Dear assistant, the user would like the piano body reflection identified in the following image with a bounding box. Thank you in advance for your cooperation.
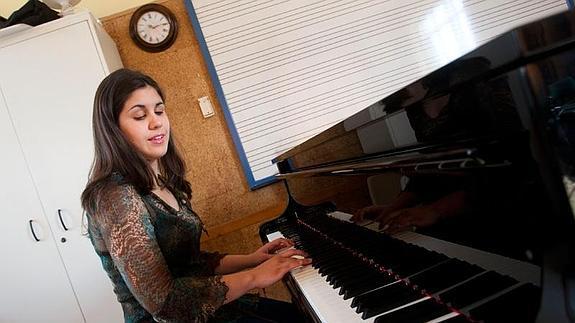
[259,10,575,323]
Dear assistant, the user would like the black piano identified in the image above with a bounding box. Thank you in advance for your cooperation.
[260,9,575,323]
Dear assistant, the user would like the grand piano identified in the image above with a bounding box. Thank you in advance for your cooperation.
[259,9,575,323]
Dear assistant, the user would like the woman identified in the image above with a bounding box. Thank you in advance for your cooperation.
[81,69,311,322]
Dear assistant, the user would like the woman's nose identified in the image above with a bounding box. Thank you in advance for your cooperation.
[149,114,162,129]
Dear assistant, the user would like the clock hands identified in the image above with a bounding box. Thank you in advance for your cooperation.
[147,22,169,30]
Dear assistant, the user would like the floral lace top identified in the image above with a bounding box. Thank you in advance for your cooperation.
[87,177,229,323]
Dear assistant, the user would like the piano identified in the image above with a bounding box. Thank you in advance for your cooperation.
[259,9,575,323]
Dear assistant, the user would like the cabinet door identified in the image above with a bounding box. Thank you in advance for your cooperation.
[0,21,122,322]
[0,89,84,323]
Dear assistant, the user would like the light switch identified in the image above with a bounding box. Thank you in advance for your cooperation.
[198,96,215,118]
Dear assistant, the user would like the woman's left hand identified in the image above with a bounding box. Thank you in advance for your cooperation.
[250,238,294,265]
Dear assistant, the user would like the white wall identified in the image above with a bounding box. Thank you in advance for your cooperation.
[1,0,155,19]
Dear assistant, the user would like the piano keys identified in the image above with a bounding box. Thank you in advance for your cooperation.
[260,9,575,323]
[263,210,540,323]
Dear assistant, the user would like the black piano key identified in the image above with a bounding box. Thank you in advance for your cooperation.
[318,259,359,277]
[373,298,452,323]
[469,283,540,323]
[331,266,384,288]
[342,275,397,300]
[355,282,429,319]
[408,259,484,293]
[352,281,413,310]
[439,271,518,309]
[389,250,449,277]
[325,262,372,284]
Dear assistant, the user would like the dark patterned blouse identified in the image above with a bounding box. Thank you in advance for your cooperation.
[87,177,230,323]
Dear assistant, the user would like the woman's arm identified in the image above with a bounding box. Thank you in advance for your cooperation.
[214,238,294,274]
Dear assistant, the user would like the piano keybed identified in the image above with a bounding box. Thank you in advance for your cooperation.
[264,209,541,323]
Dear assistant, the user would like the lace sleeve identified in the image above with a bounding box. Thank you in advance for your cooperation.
[93,183,229,322]
[199,251,227,275]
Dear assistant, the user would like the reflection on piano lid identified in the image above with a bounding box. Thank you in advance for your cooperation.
[261,9,575,323]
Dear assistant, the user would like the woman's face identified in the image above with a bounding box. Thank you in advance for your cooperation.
[118,85,170,164]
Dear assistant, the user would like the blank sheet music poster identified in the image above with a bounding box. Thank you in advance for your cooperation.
[185,0,568,189]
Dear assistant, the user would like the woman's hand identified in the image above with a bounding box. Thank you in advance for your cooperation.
[249,238,294,266]
[221,248,311,303]
[249,248,311,289]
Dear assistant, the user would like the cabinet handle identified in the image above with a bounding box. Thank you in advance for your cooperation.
[29,220,40,242]
[57,209,69,231]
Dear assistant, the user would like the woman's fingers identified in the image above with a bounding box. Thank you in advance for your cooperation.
[278,248,309,259]
[265,238,294,253]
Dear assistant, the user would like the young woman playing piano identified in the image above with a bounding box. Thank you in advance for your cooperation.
[81,68,311,322]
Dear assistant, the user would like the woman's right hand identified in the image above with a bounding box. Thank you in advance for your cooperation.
[249,248,311,289]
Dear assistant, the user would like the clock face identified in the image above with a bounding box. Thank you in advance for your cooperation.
[129,4,178,52]
[136,11,171,45]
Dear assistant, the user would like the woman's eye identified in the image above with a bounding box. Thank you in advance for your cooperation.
[155,110,164,115]
[134,115,145,120]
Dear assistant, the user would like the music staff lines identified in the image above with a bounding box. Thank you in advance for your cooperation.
[233,61,425,134]
[237,59,437,143]
[229,46,433,118]
[225,34,433,110]
[205,0,387,56]
[222,1,563,118]
[243,73,425,171]
[220,25,430,94]
[215,0,556,88]
[204,0,369,43]
[196,0,285,26]
[240,63,437,170]
[211,0,444,71]
[205,0,487,59]
[210,0,435,70]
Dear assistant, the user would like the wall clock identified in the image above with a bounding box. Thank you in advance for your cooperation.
[129,4,178,53]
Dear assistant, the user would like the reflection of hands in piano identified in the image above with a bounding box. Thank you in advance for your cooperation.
[351,191,418,225]
[249,238,294,265]
[353,190,466,234]
[249,248,312,289]
[380,206,441,234]
[351,204,439,233]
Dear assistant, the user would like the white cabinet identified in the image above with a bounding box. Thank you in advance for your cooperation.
[0,11,123,322]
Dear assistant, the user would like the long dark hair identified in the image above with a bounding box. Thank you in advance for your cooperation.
[81,68,191,215]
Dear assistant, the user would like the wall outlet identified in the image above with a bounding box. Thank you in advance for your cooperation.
[198,96,215,118]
